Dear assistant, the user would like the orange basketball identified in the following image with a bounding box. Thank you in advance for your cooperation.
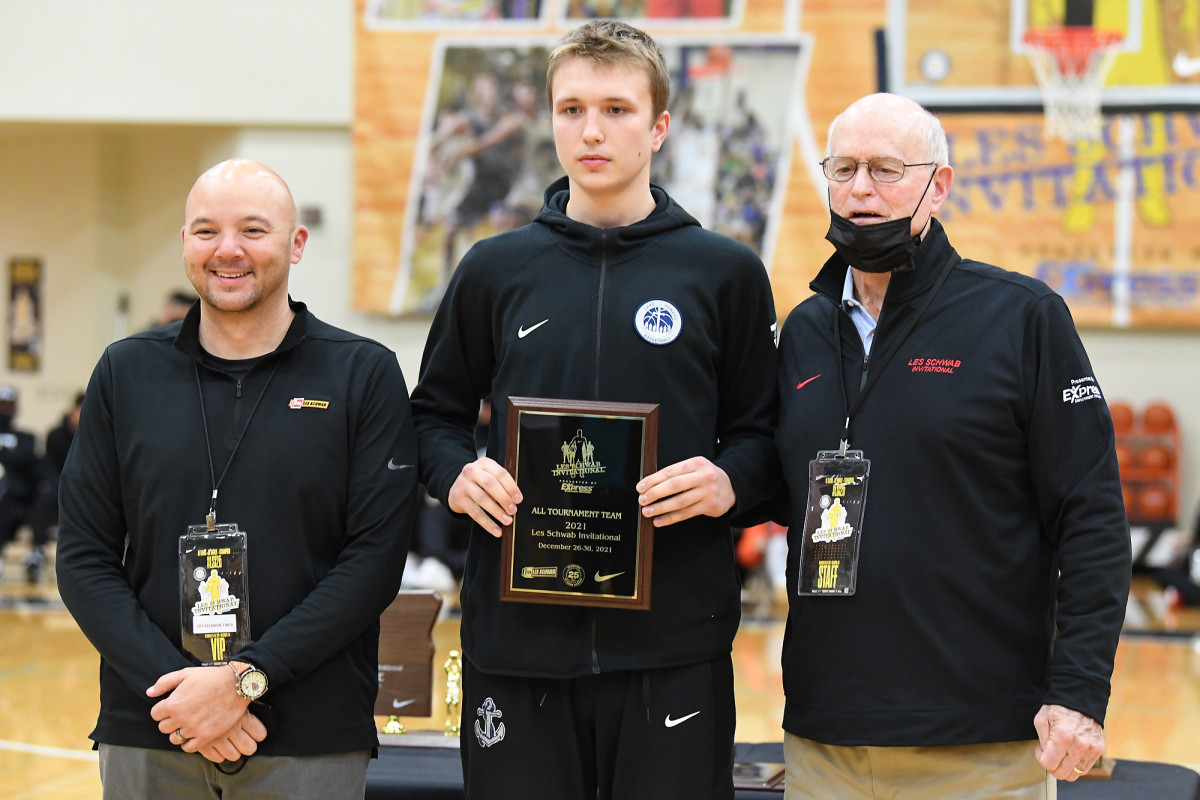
[1142,402,1176,433]
[736,524,767,569]
[1121,483,1137,517]
[1109,401,1134,434]
[1138,443,1173,473]
[1114,442,1136,472]
[1135,486,1174,521]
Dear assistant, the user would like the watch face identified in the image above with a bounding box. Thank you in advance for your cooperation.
[239,670,267,698]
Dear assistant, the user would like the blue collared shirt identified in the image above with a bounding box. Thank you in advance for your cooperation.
[841,267,877,354]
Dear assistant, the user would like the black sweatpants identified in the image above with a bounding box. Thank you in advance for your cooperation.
[460,657,736,800]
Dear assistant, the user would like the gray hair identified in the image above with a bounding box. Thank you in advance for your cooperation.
[824,94,949,166]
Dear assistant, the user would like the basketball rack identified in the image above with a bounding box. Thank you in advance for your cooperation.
[1022,26,1124,141]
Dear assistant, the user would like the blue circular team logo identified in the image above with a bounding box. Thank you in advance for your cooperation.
[634,299,682,345]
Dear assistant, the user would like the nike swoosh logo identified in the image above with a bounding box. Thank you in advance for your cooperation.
[664,711,701,728]
[387,459,414,470]
[518,319,549,338]
[594,571,625,583]
[795,374,822,389]
[392,698,416,709]
[1174,50,1200,78]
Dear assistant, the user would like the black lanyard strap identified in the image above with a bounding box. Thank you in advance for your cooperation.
[195,358,283,529]
[835,251,958,455]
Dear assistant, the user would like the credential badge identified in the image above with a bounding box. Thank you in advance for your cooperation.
[475,697,506,748]
[634,299,682,345]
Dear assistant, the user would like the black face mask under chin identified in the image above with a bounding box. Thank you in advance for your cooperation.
[824,169,937,274]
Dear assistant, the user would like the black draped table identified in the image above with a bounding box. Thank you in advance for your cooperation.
[366,739,1200,800]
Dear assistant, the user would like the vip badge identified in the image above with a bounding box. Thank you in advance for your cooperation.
[179,525,250,665]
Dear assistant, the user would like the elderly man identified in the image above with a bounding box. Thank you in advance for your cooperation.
[57,159,418,799]
[774,93,1131,799]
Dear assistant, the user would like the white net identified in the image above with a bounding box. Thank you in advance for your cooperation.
[1024,28,1123,141]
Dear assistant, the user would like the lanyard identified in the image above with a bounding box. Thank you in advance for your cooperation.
[833,252,957,455]
[195,358,283,530]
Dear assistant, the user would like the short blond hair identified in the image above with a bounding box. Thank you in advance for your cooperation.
[546,20,670,121]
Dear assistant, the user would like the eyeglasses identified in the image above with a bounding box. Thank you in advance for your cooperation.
[820,156,938,183]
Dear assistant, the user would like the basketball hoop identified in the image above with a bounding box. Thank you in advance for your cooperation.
[1023,27,1123,141]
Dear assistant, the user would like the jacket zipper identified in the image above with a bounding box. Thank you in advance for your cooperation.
[589,230,609,674]
[590,615,601,675]
[591,230,608,402]
[839,305,872,393]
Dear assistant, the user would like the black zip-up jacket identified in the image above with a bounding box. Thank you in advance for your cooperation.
[412,178,779,677]
[776,219,1131,746]
[57,301,419,755]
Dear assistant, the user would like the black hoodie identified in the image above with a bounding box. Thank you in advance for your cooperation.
[412,178,779,677]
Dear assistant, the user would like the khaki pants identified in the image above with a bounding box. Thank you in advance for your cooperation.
[784,733,1056,800]
[99,744,370,800]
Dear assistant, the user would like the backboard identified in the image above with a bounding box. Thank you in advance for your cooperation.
[886,0,1200,112]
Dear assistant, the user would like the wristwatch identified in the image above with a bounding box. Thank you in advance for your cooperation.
[230,661,269,700]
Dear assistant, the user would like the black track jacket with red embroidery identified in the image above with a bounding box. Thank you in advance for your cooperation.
[776,218,1131,747]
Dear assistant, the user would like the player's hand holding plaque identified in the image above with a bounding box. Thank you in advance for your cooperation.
[502,397,658,610]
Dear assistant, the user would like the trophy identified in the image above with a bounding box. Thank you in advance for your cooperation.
[444,650,462,736]
[501,397,658,610]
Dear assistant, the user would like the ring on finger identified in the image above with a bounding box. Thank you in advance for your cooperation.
[1073,766,1086,775]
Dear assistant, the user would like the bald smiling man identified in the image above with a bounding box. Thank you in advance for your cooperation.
[57,160,420,799]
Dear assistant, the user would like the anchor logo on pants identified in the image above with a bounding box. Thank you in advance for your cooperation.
[474,697,506,747]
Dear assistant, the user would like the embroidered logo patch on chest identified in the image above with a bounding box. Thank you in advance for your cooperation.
[634,299,682,345]
[288,397,330,410]
[907,357,961,375]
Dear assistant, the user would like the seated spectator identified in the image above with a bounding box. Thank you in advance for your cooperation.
[25,390,84,583]
[0,385,45,582]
